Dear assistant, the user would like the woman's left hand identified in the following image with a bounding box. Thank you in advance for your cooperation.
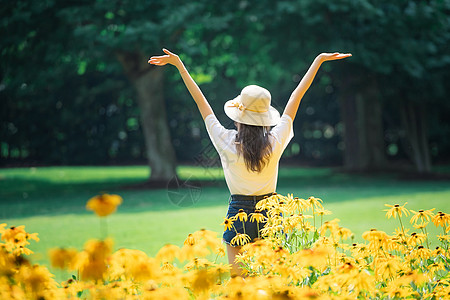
[148,48,182,67]
[318,53,352,62]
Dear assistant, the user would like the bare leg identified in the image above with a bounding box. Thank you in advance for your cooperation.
[226,244,243,276]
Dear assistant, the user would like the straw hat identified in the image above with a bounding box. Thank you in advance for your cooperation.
[224,85,280,126]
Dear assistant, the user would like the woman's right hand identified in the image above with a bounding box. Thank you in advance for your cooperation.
[148,48,182,67]
[318,52,352,62]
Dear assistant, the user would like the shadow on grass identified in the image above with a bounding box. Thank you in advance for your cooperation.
[1,166,449,219]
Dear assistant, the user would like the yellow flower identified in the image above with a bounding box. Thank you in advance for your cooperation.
[432,212,449,227]
[221,217,234,231]
[319,218,340,236]
[178,244,210,262]
[384,202,409,219]
[16,264,58,297]
[155,244,180,262]
[432,246,445,256]
[293,245,332,271]
[407,232,426,246]
[255,196,276,211]
[72,238,113,281]
[437,234,450,243]
[306,196,323,210]
[193,229,220,246]
[211,262,231,278]
[235,209,248,222]
[190,269,216,293]
[409,245,431,260]
[314,209,332,216]
[60,278,85,298]
[362,229,391,250]
[184,257,212,271]
[0,225,39,256]
[337,227,353,240]
[142,286,190,299]
[109,249,158,282]
[1,225,39,245]
[428,262,445,273]
[288,196,308,213]
[184,233,196,246]
[0,223,6,234]
[413,222,429,230]
[249,210,266,223]
[161,261,179,275]
[48,247,78,270]
[231,233,251,246]
[86,194,122,217]
[410,208,435,224]
[214,245,226,257]
[375,256,402,280]
[383,284,415,299]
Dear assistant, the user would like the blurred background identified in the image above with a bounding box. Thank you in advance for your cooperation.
[1,0,450,270]
[1,0,449,176]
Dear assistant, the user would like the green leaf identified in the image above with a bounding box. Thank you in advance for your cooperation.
[105,11,114,19]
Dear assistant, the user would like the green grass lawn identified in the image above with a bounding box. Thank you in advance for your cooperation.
[1,165,449,278]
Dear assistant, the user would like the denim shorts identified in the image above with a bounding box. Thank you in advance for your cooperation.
[223,193,272,246]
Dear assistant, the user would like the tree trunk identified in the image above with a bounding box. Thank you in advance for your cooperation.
[116,51,177,182]
[340,74,386,171]
[400,102,431,173]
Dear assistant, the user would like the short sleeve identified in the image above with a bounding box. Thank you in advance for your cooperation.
[204,114,237,152]
[270,114,294,151]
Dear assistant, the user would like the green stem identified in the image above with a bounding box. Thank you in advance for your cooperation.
[231,223,238,234]
[312,206,315,230]
[422,227,430,249]
[100,217,108,239]
[397,214,407,249]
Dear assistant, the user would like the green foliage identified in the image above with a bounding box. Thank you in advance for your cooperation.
[1,165,449,277]
[1,0,450,166]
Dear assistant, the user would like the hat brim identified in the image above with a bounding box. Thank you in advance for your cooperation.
[224,96,281,127]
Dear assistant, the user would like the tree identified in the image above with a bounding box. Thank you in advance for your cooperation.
[1,1,228,180]
[261,0,450,172]
[2,0,449,174]
[1,1,146,166]
[59,1,238,181]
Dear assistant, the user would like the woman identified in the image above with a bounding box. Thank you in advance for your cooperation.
[149,49,351,275]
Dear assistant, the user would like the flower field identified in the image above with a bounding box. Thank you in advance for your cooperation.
[1,192,449,299]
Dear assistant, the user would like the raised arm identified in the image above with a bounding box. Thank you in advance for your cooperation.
[283,53,352,121]
[148,49,214,120]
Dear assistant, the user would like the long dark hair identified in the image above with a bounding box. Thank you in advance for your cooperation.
[235,123,272,173]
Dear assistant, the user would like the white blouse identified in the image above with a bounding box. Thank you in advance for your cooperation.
[204,114,294,195]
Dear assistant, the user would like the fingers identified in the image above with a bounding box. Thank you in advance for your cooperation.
[150,55,169,60]
[162,48,174,56]
[337,53,352,59]
[148,61,166,66]
[148,54,170,65]
[148,58,166,65]
[327,53,352,60]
